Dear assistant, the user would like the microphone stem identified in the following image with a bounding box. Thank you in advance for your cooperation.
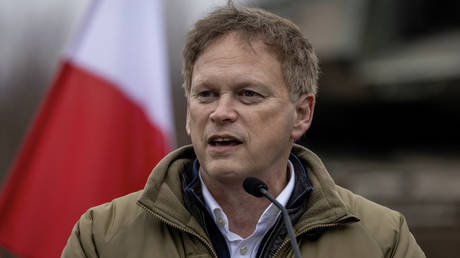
[260,188,302,258]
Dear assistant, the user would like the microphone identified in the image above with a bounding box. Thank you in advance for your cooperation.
[243,177,301,258]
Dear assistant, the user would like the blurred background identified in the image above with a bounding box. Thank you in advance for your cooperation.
[1,0,459,257]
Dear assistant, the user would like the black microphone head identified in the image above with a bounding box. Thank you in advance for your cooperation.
[243,177,267,198]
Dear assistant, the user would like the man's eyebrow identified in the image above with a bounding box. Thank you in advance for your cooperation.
[234,79,270,89]
[190,81,217,95]
[191,75,215,85]
[191,80,212,89]
[193,73,271,86]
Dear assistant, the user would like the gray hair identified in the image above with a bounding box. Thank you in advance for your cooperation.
[182,4,319,101]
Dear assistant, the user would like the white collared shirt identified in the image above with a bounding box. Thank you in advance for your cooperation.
[199,161,295,258]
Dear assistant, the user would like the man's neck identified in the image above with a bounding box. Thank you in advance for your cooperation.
[200,167,290,238]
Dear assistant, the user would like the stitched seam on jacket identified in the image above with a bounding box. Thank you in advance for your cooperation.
[356,221,387,256]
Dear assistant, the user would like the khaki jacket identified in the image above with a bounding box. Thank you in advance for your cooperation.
[62,145,425,257]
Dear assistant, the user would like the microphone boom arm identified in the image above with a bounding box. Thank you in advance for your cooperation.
[259,188,302,258]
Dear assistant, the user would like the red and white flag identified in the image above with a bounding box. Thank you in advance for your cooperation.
[0,0,174,257]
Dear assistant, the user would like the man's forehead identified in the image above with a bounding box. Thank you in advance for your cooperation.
[193,35,281,77]
[198,31,277,62]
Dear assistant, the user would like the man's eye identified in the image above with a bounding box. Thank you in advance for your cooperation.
[239,89,263,104]
[198,91,212,98]
[195,90,218,103]
[240,90,257,97]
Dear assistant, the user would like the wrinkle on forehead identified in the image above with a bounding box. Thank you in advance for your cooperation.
[199,31,280,63]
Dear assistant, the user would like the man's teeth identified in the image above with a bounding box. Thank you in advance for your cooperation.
[214,138,233,142]
[210,137,240,145]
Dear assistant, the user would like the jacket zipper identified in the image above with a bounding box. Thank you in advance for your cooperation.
[257,215,282,257]
[137,202,218,258]
[272,222,341,258]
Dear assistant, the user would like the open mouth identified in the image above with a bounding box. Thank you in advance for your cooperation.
[208,136,242,147]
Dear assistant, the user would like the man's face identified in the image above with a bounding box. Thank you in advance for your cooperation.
[186,33,314,185]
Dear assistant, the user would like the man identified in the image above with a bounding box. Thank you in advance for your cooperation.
[62,4,425,258]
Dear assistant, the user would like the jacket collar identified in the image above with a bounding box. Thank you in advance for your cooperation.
[290,145,359,232]
[137,144,358,238]
[137,145,207,238]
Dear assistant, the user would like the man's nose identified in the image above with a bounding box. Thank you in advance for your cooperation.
[209,95,238,124]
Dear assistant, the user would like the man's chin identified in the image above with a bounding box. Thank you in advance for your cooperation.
[201,163,249,184]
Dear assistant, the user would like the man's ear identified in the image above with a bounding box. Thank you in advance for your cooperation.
[185,102,191,136]
[291,93,315,140]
